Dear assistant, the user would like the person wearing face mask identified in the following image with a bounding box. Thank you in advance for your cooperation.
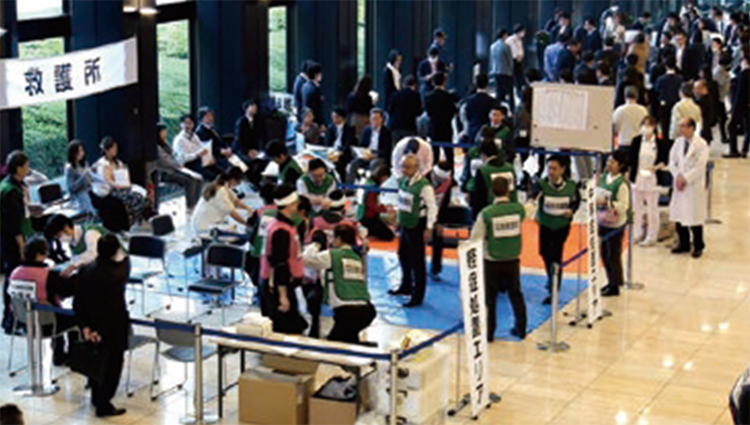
[597,149,631,297]
[44,214,125,274]
[190,167,253,240]
[628,116,669,247]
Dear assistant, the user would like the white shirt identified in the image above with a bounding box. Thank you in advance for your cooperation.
[613,102,649,146]
[368,127,381,151]
[670,98,703,140]
[391,137,434,178]
[506,34,524,62]
[386,63,402,91]
[173,131,210,165]
[190,186,237,234]
[333,124,344,150]
[399,173,438,230]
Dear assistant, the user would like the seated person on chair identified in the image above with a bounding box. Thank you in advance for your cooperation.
[9,237,77,366]
[325,107,357,181]
[44,214,124,274]
[173,113,221,181]
[350,109,394,182]
[297,159,337,214]
[190,167,253,240]
[303,225,376,344]
[357,164,396,242]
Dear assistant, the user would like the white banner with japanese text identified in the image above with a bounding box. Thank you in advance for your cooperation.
[458,239,489,418]
[0,38,138,110]
[584,179,604,325]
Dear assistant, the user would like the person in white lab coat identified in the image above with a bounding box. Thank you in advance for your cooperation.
[669,117,708,258]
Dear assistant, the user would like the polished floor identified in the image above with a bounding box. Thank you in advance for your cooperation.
[0,143,748,425]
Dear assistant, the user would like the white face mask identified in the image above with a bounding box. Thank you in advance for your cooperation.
[641,126,655,138]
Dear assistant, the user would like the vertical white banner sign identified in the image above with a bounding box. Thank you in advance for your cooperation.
[458,239,489,418]
[584,179,603,325]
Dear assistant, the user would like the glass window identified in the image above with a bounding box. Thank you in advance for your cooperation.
[19,37,67,179]
[157,20,191,140]
[17,0,63,20]
[269,6,288,93]
[357,0,366,76]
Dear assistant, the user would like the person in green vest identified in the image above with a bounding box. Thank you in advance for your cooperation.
[2,151,33,334]
[472,137,517,218]
[532,155,580,305]
[598,149,631,297]
[476,104,514,158]
[266,140,303,187]
[388,154,437,307]
[44,214,124,275]
[357,164,394,241]
[297,158,337,214]
[303,224,376,344]
[470,176,528,341]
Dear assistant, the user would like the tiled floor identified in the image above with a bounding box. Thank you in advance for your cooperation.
[1,144,748,425]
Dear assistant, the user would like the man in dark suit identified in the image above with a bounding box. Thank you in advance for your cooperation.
[654,56,684,140]
[463,73,498,144]
[417,47,447,100]
[675,31,703,82]
[74,235,130,418]
[293,60,313,120]
[550,12,573,41]
[326,107,357,178]
[579,17,602,54]
[382,50,402,110]
[595,36,620,71]
[388,75,422,142]
[195,106,232,172]
[233,99,266,185]
[725,48,750,158]
[575,52,598,85]
[596,62,615,86]
[556,38,581,79]
[302,63,325,125]
[424,72,458,168]
[348,109,392,183]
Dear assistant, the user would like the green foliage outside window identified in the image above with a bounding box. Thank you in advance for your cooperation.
[158,20,191,141]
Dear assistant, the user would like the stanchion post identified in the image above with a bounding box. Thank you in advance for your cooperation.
[389,349,399,425]
[625,223,645,291]
[182,323,216,425]
[537,263,570,352]
[706,161,721,225]
[14,302,59,396]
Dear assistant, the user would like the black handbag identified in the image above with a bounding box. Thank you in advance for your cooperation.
[69,339,109,384]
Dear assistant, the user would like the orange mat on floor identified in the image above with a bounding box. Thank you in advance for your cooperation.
[367,223,628,272]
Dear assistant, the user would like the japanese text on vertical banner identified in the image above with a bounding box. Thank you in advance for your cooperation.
[584,179,603,325]
[458,240,489,418]
[0,38,138,110]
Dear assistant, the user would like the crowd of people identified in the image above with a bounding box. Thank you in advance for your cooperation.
[0,1,748,418]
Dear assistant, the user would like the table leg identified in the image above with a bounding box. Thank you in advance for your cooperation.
[240,349,245,372]
[218,346,224,418]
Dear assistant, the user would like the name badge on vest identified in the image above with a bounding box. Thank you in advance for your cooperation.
[492,214,522,238]
[543,196,570,216]
[491,171,515,191]
[341,258,365,281]
[258,216,274,238]
[397,191,414,212]
[9,279,37,300]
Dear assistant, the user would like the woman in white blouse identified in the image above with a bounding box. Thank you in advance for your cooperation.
[190,167,253,239]
[91,137,152,226]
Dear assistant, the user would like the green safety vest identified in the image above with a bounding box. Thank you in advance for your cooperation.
[70,224,113,256]
[537,178,577,230]
[397,176,429,229]
[302,174,335,196]
[0,177,33,237]
[481,201,526,261]
[479,161,517,203]
[324,247,370,305]
[279,158,303,185]
[598,172,633,224]
[356,178,377,221]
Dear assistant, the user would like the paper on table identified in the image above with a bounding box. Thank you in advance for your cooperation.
[228,154,249,172]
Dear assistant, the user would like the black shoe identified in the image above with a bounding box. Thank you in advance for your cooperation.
[671,246,690,254]
[510,327,526,339]
[402,299,422,308]
[691,249,703,258]
[429,271,442,282]
[742,152,748,159]
[388,288,410,296]
[96,407,126,418]
[723,152,741,158]
[542,295,552,305]
[601,285,619,297]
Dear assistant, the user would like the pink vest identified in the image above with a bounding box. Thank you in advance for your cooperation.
[9,266,56,306]
[306,216,360,245]
[260,218,305,282]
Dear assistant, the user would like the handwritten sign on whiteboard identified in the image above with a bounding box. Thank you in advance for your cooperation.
[534,86,589,131]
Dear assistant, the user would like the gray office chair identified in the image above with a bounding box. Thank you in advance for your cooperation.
[186,244,245,325]
[149,319,218,402]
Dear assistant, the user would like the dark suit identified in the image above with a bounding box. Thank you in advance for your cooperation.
[326,123,357,179]
[574,63,597,85]
[388,88,422,140]
[729,68,750,155]
[463,91,498,144]
[595,49,621,70]
[292,73,309,116]
[696,96,716,143]
[424,88,458,167]
[360,125,393,161]
[233,116,266,185]
[557,48,577,76]
[195,123,230,171]
[417,59,447,99]
[581,29,602,54]
[654,72,684,138]
[302,80,324,125]
[680,44,704,81]
[74,255,130,412]
[382,66,398,110]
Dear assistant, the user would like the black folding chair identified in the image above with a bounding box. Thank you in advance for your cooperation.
[127,235,172,317]
[150,214,204,287]
[186,244,245,325]
[124,325,159,397]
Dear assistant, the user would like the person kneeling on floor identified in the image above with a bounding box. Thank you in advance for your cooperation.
[470,176,528,342]
[303,225,376,344]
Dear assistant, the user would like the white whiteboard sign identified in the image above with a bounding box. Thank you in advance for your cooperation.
[531,83,614,152]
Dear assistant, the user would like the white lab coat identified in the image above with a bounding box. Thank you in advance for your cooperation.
[668,135,708,227]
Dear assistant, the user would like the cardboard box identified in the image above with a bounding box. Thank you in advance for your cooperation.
[262,353,320,375]
[238,367,315,425]
[309,396,358,425]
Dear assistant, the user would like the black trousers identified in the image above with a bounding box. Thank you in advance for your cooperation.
[161,170,202,210]
[260,281,308,334]
[328,304,376,344]
[397,220,427,304]
[729,113,750,155]
[361,217,395,241]
[600,227,625,291]
[659,103,675,143]
[185,159,221,182]
[50,313,78,360]
[430,226,444,275]
[302,281,323,338]
[676,222,705,251]
[431,141,455,170]
[495,74,515,111]
[512,61,524,99]
[484,259,526,338]
[1,238,22,333]
[717,102,729,142]
[91,346,125,411]
[538,225,571,294]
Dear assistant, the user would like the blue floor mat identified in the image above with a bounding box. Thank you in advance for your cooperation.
[355,255,585,341]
